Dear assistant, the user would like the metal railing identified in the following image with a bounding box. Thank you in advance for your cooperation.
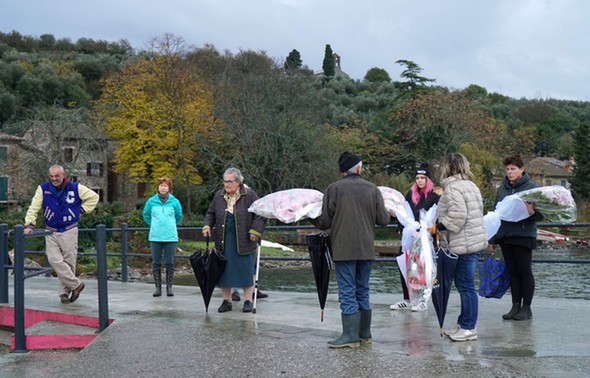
[0,223,110,353]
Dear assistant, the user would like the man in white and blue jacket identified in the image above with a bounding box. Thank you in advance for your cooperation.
[24,165,99,304]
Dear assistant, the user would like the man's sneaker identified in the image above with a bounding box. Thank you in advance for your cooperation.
[444,324,460,336]
[449,328,477,342]
[411,301,428,312]
[231,290,240,302]
[390,300,410,310]
[60,294,70,304]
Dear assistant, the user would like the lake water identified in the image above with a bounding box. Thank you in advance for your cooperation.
[176,247,590,300]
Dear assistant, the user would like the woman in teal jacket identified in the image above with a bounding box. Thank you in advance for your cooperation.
[143,177,183,297]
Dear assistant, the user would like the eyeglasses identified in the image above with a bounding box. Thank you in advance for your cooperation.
[223,180,236,184]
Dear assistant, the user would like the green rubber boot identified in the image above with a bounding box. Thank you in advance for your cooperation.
[359,309,372,344]
[327,312,361,349]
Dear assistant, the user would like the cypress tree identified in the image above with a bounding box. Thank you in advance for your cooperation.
[284,49,302,70]
[322,44,335,77]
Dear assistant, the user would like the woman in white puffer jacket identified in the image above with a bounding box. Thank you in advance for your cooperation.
[436,153,488,342]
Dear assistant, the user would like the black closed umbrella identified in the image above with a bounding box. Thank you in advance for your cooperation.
[306,232,333,322]
[189,237,227,312]
[431,235,458,336]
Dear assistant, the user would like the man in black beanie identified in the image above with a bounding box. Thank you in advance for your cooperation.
[338,151,362,173]
[319,151,391,348]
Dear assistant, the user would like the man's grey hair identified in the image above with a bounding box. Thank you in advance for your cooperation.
[49,165,66,174]
[224,167,244,183]
[346,161,362,174]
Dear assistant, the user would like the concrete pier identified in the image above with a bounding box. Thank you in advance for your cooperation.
[0,276,589,377]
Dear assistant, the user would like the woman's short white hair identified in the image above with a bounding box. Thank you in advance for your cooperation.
[224,167,244,183]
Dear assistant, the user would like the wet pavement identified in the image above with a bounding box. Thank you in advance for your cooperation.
[0,275,589,377]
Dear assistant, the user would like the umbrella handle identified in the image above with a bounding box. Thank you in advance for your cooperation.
[205,236,210,252]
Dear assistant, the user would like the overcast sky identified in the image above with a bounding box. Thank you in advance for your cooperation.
[2,0,588,101]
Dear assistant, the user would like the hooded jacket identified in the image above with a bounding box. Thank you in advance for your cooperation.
[142,193,183,242]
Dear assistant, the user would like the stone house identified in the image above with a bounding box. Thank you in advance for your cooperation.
[1,125,143,212]
[525,157,574,188]
[0,132,37,207]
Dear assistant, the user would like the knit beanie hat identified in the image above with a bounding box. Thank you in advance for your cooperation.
[415,163,431,179]
[338,151,362,173]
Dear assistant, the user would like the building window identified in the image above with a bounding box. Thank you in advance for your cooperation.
[0,177,7,201]
[561,179,567,187]
[87,162,104,176]
[93,188,104,202]
[546,179,552,186]
[0,146,7,162]
[63,147,74,163]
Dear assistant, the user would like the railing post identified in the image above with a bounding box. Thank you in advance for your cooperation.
[0,224,9,303]
[12,225,26,353]
[121,223,128,283]
[96,224,109,332]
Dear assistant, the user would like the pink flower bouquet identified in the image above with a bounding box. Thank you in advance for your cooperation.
[248,188,324,224]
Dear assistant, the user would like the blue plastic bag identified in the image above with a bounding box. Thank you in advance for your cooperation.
[478,256,510,298]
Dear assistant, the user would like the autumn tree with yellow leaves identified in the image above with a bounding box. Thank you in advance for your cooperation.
[97,34,216,213]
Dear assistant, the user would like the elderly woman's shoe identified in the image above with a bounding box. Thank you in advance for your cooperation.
[218,300,232,313]
[243,300,253,313]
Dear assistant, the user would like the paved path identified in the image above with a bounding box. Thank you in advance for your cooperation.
[1,276,589,377]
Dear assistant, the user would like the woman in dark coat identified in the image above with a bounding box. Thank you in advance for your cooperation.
[202,168,265,313]
[489,155,543,321]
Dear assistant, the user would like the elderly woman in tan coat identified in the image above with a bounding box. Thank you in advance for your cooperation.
[435,153,488,342]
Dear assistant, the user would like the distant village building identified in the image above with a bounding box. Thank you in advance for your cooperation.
[525,157,573,188]
[0,132,36,207]
[0,125,144,212]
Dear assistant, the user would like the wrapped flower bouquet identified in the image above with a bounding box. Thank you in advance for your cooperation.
[248,188,324,224]
[518,185,577,223]
[484,185,576,239]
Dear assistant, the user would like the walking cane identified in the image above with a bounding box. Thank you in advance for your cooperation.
[252,239,262,314]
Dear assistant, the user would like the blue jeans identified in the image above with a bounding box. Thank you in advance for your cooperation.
[150,242,176,271]
[454,253,479,330]
[335,260,372,315]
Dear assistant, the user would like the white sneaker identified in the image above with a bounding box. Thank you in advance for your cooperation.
[410,301,427,312]
[444,324,460,336]
[390,300,410,310]
[449,328,477,342]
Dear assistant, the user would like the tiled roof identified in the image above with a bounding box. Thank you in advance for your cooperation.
[526,157,573,177]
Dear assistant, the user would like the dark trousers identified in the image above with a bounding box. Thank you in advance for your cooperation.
[501,243,535,306]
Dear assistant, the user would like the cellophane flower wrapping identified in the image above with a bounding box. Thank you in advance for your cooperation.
[378,186,413,226]
[517,185,577,223]
[483,185,577,240]
[405,205,438,304]
[247,188,324,224]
